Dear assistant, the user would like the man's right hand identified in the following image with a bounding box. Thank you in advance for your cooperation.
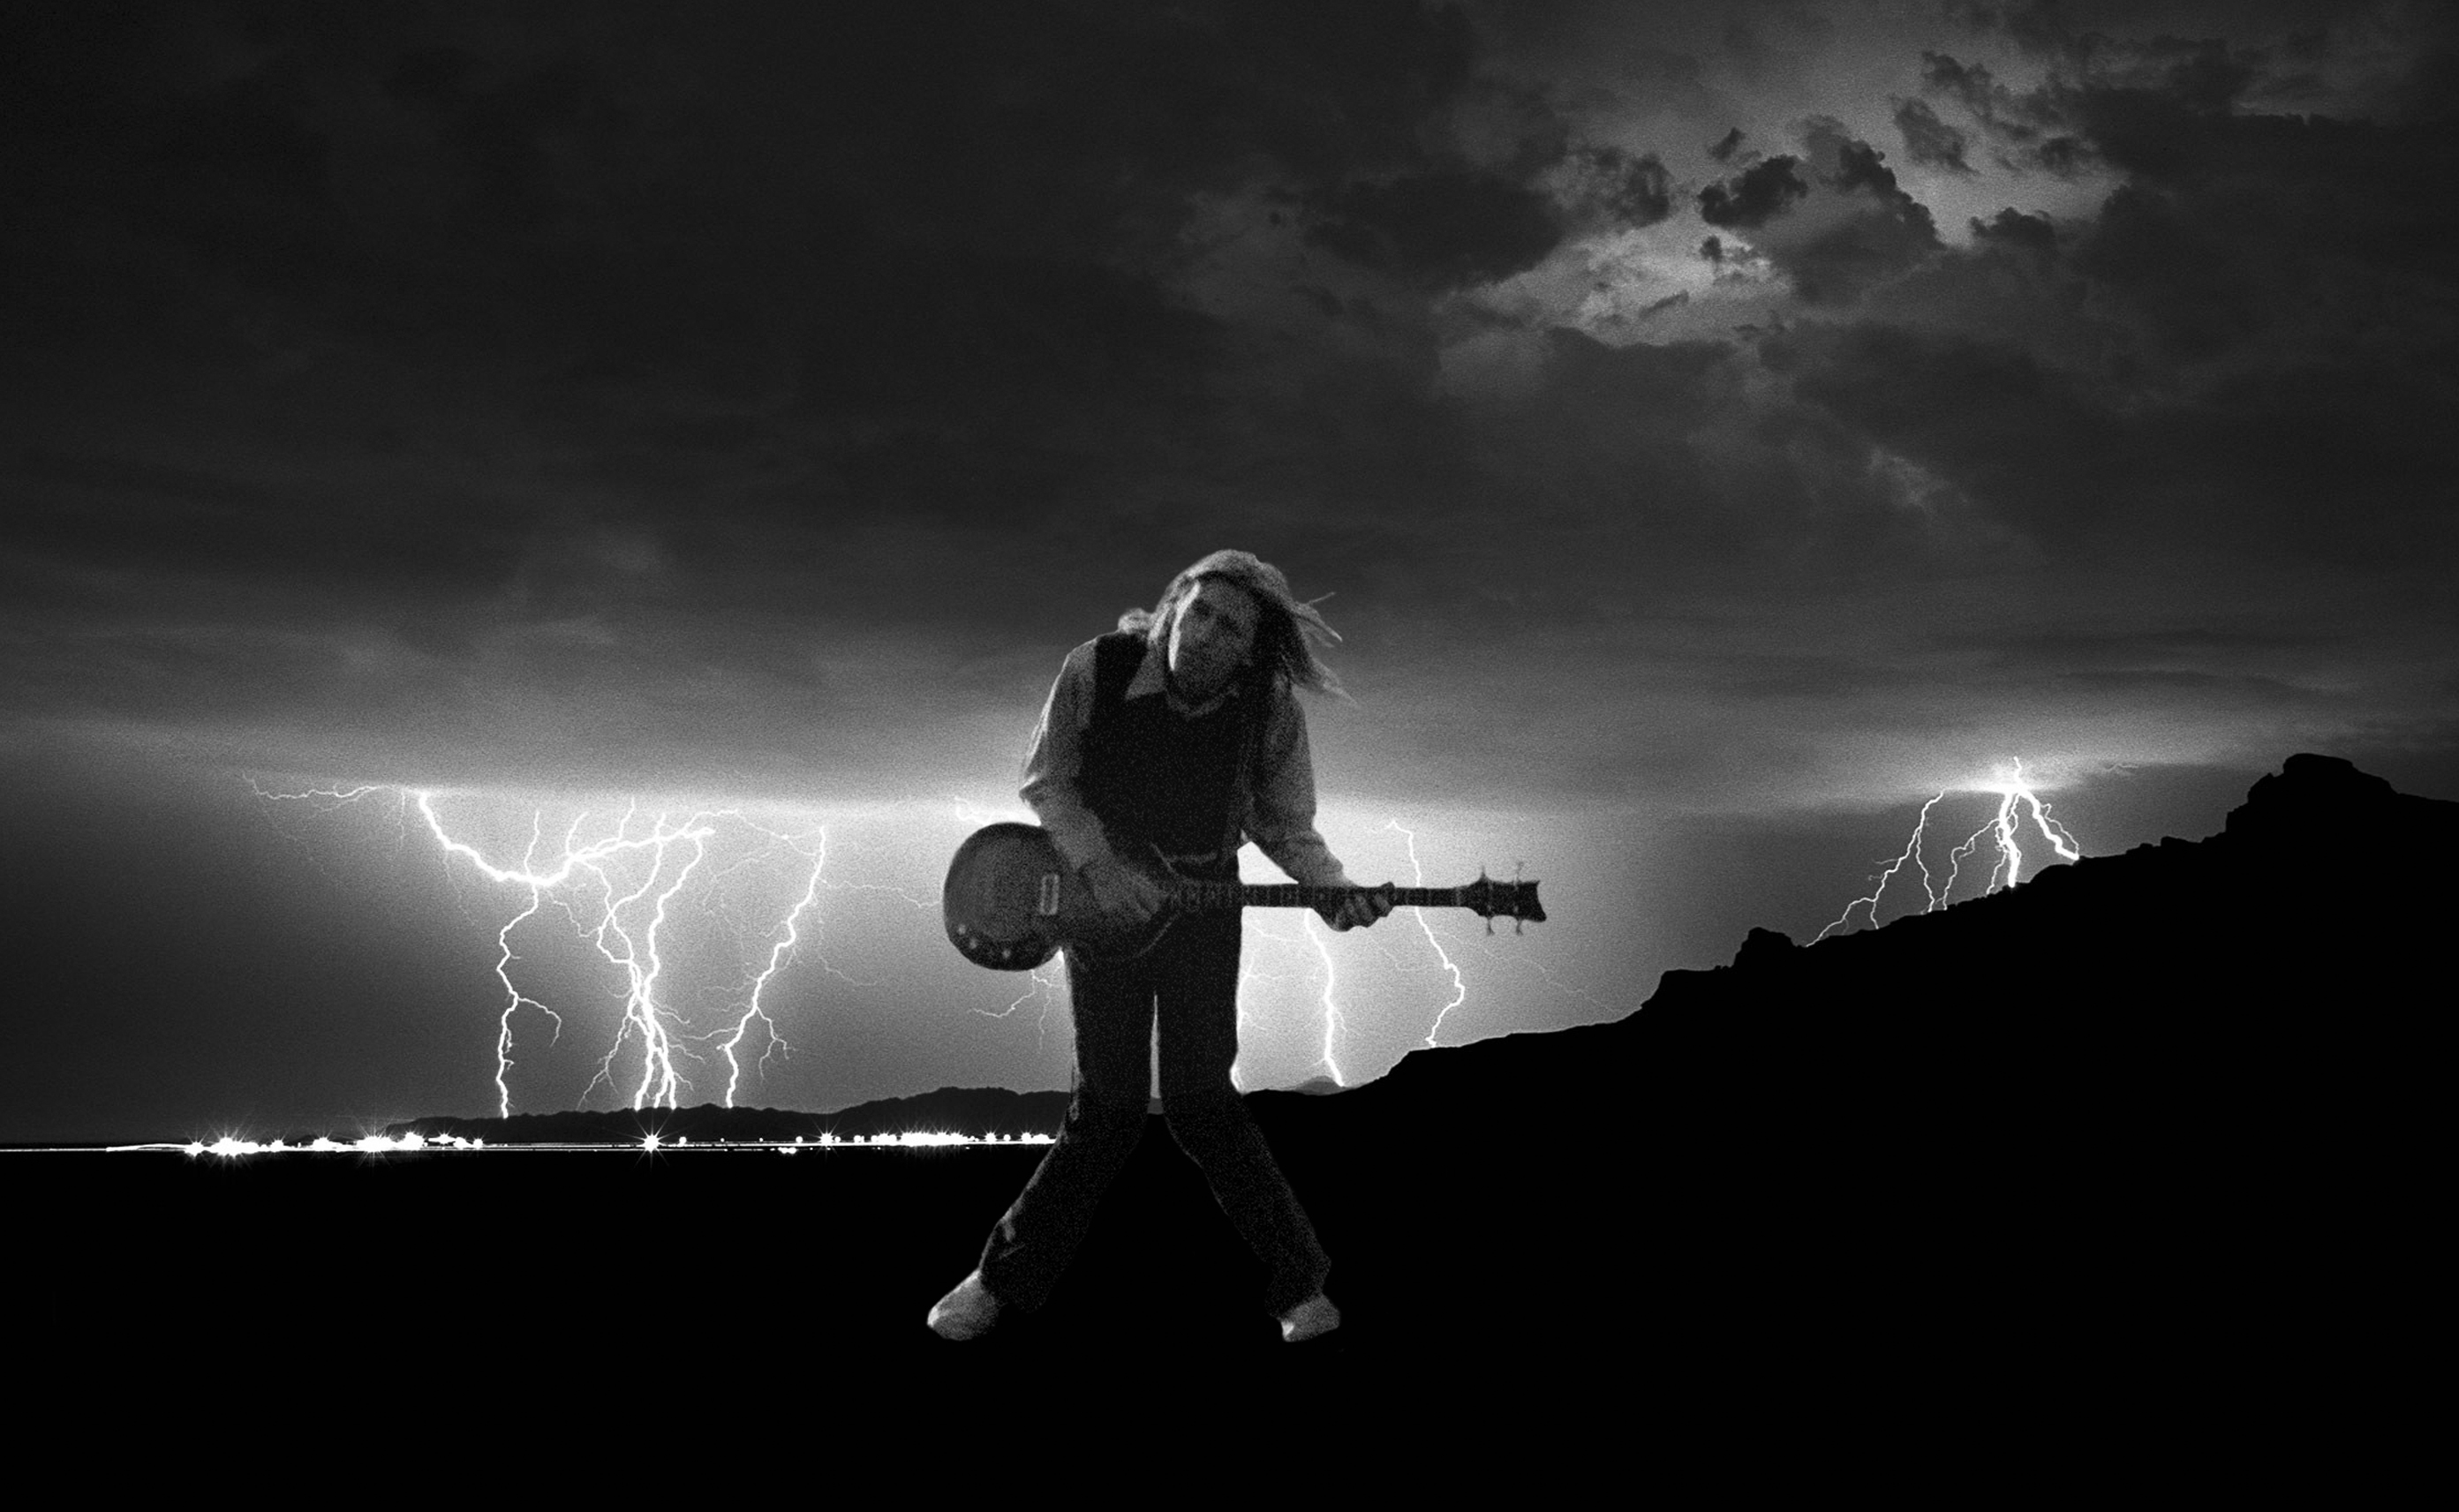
[1082,855,1164,922]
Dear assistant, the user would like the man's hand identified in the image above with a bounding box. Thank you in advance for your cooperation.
[1082,854,1164,922]
[1321,884,1395,932]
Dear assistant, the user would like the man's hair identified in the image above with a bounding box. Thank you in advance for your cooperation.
[1119,549,1347,700]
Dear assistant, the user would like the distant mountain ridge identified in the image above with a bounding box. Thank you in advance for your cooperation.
[388,1086,1073,1145]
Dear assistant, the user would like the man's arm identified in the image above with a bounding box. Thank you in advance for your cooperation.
[1246,690,1392,930]
[1243,692,1347,887]
[1019,641,1112,873]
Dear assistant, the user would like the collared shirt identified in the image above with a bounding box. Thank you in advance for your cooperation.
[1020,635,1350,887]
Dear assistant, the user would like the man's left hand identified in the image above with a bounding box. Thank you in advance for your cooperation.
[1323,885,1395,932]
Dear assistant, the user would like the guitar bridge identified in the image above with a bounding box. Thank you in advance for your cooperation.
[1037,873,1060,916]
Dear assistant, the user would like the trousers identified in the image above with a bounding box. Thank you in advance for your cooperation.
[976,907,1331,1318]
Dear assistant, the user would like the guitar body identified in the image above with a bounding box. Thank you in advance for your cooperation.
[941,823,1175,971]
[942,822,1543,973]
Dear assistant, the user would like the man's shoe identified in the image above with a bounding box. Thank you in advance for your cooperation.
[1279,1292,1340,1343]
[927,1270,1001,1341]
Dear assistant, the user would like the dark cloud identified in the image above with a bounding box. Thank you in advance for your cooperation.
[4,446,517,598]
[0,1,1560,786]
[2069,183,2262,359]
[1969,207,2058,253]
[1698,154,1808,227]
[1771,33,2459,588]
[2053,668,2312,705]
[1696,120,1942,271]
[1919,47,2099,176]
[1853,218,2118,377]
[1890,6,2459,582]
[1304,169,1565,287]
[0,3,1498,342]
[1956,623,2334,670]
[1696,123,1942,305]
[2058,103,2459,372]
[1551,144,1675,229]
[1445,76,1575,179]
[1920,49,2043,143]
[0,2,1529,557]
[1930,5,2459,176]
[2383,39,2459,124]
[1892,98,1975,172]
[1768,321,2138,545]
[0,0,2451,814]
[1764,243,2457,572]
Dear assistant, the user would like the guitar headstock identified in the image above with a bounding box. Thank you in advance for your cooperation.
[1461,873,1545,925]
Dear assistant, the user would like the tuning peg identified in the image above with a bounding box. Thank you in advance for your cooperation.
[1485,916,1494,935]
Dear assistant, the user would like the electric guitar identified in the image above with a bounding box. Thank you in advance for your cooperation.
[941,822,1546,970]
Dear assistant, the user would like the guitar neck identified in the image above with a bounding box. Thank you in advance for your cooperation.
[1167,881,1467,912]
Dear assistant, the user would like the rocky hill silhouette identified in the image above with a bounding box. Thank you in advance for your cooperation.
[1211,751,2448,1385]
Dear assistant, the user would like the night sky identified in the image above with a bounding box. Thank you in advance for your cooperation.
[6,1,2455,1143]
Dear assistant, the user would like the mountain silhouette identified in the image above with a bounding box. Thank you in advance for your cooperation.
[1205,750,2448,1392]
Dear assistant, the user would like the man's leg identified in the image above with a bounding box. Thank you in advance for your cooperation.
[973,947,1155,1313]
[1153,913,1333,1320]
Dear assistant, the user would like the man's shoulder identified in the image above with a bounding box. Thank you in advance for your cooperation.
[1050,633,1156,707]
[1063,630,1145,658]
[1058,636,1102,669]
[1055,634,1126,675]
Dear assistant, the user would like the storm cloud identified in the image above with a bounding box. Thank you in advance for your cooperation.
[1,0,2452,811]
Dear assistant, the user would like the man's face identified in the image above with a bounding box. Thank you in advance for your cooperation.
[1165,578,1260,702]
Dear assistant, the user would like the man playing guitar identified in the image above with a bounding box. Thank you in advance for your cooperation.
[928,550,1392,1344]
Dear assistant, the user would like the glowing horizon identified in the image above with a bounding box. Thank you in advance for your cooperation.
[246,777,1619,1127]
[1816,757,2086,940]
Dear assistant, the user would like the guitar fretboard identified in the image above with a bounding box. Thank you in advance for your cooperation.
[1165,882,1467,912]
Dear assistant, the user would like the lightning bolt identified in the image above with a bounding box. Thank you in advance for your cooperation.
[1238,913,1346,1087]
[1298,912,1347,1087]
[581,803,716,1111]
[973,950,1071,1057]
[717,831,829,1108]
[487,809,562,1115]
[260,782,851,1117]
[1815,794,1947,942]
[1987,759,2083,886]
[1383,819,1468,1048]
[1817,759,2084,941]
[1231,951,1302,1092]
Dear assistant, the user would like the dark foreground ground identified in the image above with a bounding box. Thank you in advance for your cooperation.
[15,757,2446,1464]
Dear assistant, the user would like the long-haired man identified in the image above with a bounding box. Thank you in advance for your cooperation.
[929,549,1392,1344]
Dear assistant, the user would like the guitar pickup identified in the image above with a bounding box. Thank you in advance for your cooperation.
[1037,873,1060,916]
